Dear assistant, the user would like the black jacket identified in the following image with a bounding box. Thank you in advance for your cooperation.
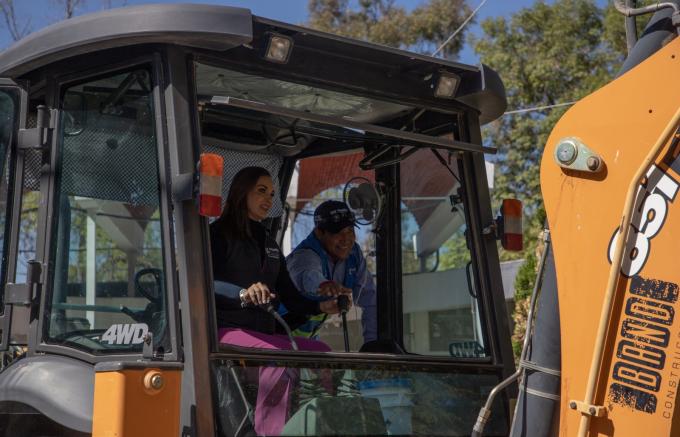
[210,219,321,334]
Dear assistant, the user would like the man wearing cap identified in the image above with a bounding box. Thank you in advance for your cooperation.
[286,200,377,343]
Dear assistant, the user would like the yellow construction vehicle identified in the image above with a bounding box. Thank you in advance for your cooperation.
[468,2,680,437]
[540,1,680,436]
[0,4,523,436]
[2,1,679,436]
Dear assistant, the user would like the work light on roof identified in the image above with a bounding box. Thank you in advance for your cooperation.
[434,72,460,99]
[264,33,293,64]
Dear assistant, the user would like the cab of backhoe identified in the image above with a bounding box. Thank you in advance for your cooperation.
[0,4,517,436]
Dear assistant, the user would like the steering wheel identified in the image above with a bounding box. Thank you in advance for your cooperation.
[134,268,164,305]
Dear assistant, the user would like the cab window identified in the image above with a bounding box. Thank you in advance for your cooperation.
[401,149,488,357]
[44,67,169,354]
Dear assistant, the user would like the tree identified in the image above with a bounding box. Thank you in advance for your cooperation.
[54,0,87,19]
[0,0,30,41]
[474,1,651,248]
[0,0,128,45]
[473,0,642,357]
[307,0,473,59]
[475,1,621,227]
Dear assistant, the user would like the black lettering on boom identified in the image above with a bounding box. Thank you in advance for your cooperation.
[616,339,666,370]
[608,383,657,413]
[625,297,675,326]
[630,276,679,304]
[621,318,670,347]
[613,362,661,391]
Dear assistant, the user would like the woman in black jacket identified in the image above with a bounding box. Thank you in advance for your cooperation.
[210,166,343,436]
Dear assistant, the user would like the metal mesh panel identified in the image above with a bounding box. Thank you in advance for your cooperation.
[202,144,284,217]
[23,113,41,191]
[27,112,36,128]
[61,114,158,206]
[23,150,41,192]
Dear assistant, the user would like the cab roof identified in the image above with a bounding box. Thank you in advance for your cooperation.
[0,3,506,124]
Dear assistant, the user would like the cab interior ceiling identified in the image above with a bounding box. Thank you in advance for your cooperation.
[196,65,477,165]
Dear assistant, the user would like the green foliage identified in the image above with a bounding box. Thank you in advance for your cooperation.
[470,1,652,359]
[514,252,536,301]
[307,0,472,58]
[511,253,536,358]
[437,227,470,270]
[473,0,633,256]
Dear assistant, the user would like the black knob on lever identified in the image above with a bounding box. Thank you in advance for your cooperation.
[259,302,276,314]
[337,295,351,352]
[337,295,350,314]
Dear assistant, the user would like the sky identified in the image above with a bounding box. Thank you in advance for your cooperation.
[6,0,606,65]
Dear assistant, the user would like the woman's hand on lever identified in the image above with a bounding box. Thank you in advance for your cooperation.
[319,295,353,315]
[241,282,276,306]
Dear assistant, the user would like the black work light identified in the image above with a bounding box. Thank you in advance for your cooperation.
[264,33,293,64]
[434,72,460,99]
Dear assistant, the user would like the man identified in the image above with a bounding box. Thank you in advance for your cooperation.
[286,200,377,343]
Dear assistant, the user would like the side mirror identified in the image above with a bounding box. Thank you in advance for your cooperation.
[498,199,523,251]
[198,153,223,217]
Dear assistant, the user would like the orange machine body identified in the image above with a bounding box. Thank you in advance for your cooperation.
[91,368,181,437]
[541,38,680,436]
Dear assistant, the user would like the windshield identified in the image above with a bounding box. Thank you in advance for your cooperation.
[195,62,411,122]
[212,358,508,436]
[44,67,169,354]
[199,60,508,436]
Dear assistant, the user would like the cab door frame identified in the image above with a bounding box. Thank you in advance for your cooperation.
[0,78,31,353]
[13,51,182,364]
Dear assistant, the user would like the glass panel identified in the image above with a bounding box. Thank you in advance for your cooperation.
[0,89,17,308]
[281,153,376,351]
[400,150,487,357]
[212,359,508,436]
[45,68,168,354]
[195,63,411,122]
[201,144,285,217]
[16,147,41,284]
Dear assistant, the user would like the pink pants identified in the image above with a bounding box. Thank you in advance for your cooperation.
[219,328,332,436]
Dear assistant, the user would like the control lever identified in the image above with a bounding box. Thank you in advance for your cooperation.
[260,302,316,384]
[259,302,299,352]
[338,295,350,352]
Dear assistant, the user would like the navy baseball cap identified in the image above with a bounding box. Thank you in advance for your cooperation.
[314,200,357,234]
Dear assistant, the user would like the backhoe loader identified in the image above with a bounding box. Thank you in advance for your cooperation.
[4,2,680,436]
[541,2,680,436]
[469,1,680,437]
[0,4,520,436]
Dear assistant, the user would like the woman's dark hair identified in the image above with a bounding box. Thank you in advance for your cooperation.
[213,166,272,240]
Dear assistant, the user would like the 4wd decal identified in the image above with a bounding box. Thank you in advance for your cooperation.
[101,323,149,345]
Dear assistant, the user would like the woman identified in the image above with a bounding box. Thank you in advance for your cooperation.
[210,166,344,436]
